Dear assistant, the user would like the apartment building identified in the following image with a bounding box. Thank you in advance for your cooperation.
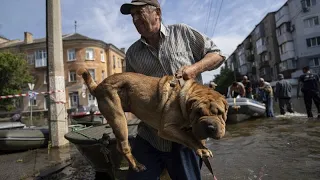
[226,12,280,83]
[0,32,125,112]
[288,0,320,77]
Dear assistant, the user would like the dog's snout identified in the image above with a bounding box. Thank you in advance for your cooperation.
[206,125,217,136]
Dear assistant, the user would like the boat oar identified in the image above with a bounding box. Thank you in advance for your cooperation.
[203,157,218,180]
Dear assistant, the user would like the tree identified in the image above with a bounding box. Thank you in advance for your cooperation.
[0,52,33,111]
[213,67,235,96]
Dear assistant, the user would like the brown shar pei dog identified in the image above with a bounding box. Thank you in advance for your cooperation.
[77,68,228,172]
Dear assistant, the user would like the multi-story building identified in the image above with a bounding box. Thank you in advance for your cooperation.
[0,32,125,113]
[288,0,320,77]
[253,12,281,82]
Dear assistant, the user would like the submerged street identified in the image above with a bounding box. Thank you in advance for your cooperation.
[42,112,320,180]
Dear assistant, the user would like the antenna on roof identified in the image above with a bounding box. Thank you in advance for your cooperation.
[74,20,77,33]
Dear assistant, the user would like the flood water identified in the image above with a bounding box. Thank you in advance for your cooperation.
[45,98,320,180]
[203,114,320,180]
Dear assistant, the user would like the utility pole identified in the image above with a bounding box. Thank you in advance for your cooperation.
[46,0,68,147]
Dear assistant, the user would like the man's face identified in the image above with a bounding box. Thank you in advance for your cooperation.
[130,5,160,38]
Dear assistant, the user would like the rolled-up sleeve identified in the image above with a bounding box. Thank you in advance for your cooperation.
[182,24,225,68]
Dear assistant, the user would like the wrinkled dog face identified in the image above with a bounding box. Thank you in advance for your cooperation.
[188,94,228,140]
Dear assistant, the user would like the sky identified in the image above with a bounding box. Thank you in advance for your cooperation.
[0,0,287,83]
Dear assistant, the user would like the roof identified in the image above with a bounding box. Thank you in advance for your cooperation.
[0,33,125,56]
[0,35,9,40]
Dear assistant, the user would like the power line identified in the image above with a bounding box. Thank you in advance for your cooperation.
[211,0,224,37]
[204,0,214,35]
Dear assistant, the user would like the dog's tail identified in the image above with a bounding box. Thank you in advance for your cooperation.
[77,68,97,96]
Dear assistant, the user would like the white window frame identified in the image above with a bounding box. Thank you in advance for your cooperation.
[34,50,47,67]
[67,49,76,61]
[69,71,77,82]
[304,16,319,28]
[309,57,320,67]
[306,37,320,47]
[100,50,105,62]
[102,70,105,79]
[85,48,95,60]
[113,55,116,68]
[44,73,47,84]
[88,69,96,81]
[302,0,317,8]
[69,92,79,108]
[27,54,34,65]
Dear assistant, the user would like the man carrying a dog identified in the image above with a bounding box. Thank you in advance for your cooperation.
[120,0,225,179]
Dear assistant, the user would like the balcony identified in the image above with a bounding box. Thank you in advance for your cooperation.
[259,61,270,68]
[256,45,267,55]
[247,54,255,62]
[279,59,297,72]
[277,32,293,45]
[280,50,295,61]
[276,6,290,28]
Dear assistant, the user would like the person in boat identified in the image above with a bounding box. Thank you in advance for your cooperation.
[258,78,274,117]
[209,81,217,90]
[275,74,294,115]
[227,81,245,98]
[297,66,320,118]
[241,76,253,99]
[120,0,225,179]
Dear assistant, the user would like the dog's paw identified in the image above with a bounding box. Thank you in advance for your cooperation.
[132,162,147,172]
[196,148,213,158]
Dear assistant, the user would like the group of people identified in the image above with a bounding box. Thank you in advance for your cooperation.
[226,65,320,119]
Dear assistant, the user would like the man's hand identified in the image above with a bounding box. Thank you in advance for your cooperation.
[176,65,199,80]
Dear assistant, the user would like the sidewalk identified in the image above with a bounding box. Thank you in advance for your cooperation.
[0,144,76,180]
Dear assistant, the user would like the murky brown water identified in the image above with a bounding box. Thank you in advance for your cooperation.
[44,112,320,180]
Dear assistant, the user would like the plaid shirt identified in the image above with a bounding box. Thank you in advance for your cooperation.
[125,23,223,152]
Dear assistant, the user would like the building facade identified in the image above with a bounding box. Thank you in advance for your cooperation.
[0,32,125,113]
[226,0,320,84]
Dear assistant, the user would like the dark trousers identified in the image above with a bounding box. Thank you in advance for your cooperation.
[126,135,202,180]
[303,91,320,117]
[279,98,294,115]
[265,96,274,117]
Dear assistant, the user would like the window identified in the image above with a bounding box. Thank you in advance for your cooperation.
[118,58,121,68]
[302,0,317,8]
[279,43,286,54]
[276,23,290,36]
[100,50,105,62]
[35,50,47,67]
[69,92,79,108]
[67,49,76,61]
[44,73,47,84]
[306,37,320,47]
[102,70,105,79]
[113,55,116,68]
[28,99,36,106]
[27,54,34,65]
[69,71,76,82]
[304,16,319,28]
[261,53,269,62]
[86,48,94,60]
[88,69,95,80]
[309,57,320,67]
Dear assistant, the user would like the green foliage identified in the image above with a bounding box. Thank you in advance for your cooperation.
[213,67,235,95]
[0,52,33,110]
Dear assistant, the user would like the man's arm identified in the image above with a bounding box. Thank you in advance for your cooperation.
[275,82,280,101]
[176,24,225,80]
[179,53,224,80]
